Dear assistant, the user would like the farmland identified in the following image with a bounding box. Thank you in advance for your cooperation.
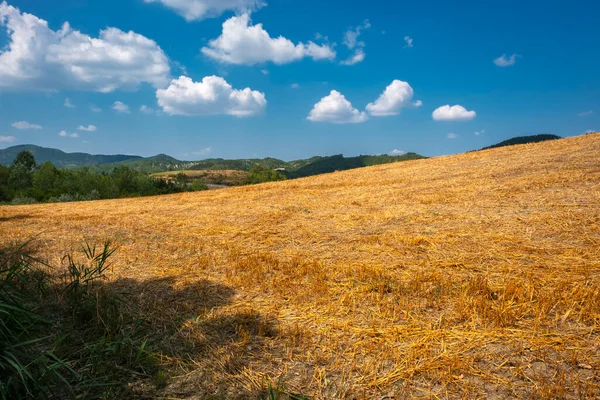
[1,133,599,398]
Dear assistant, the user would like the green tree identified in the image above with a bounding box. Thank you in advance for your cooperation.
[12,150,37,171]
[33,161,59,194]
[0,165,11,201]
[244,165,286,185]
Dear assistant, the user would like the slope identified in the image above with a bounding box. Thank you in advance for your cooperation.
[1,134,599,398]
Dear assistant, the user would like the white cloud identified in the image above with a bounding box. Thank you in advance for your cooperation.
[140,105,155,114]
[64,98,75,108]
[12,121,42,130]
[143,0,265,21]
[0,2,170,92]
[156,75,266,117]
[494,53,519,67]
[447,132,458,139]
[585,129,596,134]
[113,101,130,113]
[390,149,405,155]
[192,146,213,156]
[474,129,485,136]
[0,135,15,143]
[341,20,370,66]
[58,130,78,138]
[307,90,368,124]
[340,49,365,66]
[77,125,96,131]
[91,106,101,112]
[201,14,335,65]
[290,83,299,89]
[261,69,269,75]
[578,110,594,117]
[432,104,476,121]
[366,80,421,117]
[404,36,413,48]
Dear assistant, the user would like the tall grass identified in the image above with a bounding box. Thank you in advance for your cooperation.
[0,240,157,399]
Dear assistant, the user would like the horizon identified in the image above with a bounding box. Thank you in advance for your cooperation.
[0,1,598,159]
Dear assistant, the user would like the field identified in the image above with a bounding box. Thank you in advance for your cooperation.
[1,133,599,399]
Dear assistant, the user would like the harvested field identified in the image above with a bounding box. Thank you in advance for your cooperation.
[1,133,600,399]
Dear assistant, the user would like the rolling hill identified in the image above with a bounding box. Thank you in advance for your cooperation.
[1,133,599,398]
[0,144,141,168]
[480,133,561,150]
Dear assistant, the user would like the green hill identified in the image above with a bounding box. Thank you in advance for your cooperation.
[481,134,561,151]
[0,145,141,168]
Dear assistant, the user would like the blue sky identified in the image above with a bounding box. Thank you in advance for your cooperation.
[0,0,598,161]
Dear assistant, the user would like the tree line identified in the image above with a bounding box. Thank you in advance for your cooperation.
[0,151,198,204]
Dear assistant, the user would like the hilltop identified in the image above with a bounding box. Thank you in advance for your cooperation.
[1,133,599,398]
[481,134,561,150]
[0,144,141,168]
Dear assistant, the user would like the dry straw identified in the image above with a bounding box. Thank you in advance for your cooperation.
[2,133,599,398]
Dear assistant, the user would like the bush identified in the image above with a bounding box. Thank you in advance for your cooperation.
[11,197,37,205]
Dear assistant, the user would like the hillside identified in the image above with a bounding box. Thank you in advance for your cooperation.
[1,134,599,398]
[0,144,141,168]
[481,134,561,150]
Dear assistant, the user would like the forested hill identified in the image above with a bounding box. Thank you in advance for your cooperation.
[481,134,561,150]
[0,145,141,168]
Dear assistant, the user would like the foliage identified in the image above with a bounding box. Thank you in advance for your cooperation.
[481,134,561,150]
[244,165,287,184]
[0,151,204,204]
[0,241,158,399]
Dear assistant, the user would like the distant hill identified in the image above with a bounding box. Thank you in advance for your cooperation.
[1,144,427,180]
[0,145,141,168]
[481,134,561,151]
[283,153,426,178]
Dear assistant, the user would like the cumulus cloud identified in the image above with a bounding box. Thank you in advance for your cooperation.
[12,121,42,130]
[493,53,519,67]
[77,125,96,131]
[578,110,594,117]
[447,132,458,139]
[201,14,335,65]
[144,0,265,21]
[290,83,299,89]
[307,90,368,124]
[403,36,413,48]
[156,75,266,117]
[432,104,476,121]
[58,130,78,138]
[64,98,75,108]
[91,106,101,112]
[0,2,170,92]
[474,129,485,136]
[366,80,421,116]
[113,101,130,113]
[390,149,405,155]
[0,135,15,143]
[341,20,370,66]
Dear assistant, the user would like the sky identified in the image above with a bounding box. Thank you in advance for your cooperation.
[0,0,598,161]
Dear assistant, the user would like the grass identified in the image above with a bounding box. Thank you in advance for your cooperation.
[1,133,599,398]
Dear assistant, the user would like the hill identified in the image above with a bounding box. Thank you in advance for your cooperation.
[0,144,141,168]
[481,134,561,150]
[2,133,599,398]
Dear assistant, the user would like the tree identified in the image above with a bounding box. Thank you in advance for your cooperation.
[33,161,59,194]
[12,150,37,171]
[0,165,11,201]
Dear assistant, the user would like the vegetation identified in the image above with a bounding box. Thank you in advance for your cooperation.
[244,165,286,184]
[481,134,561,150]
[0,151,203,204]
[0,240,159,398]
[2,134,599,398]
[0,144,141,168]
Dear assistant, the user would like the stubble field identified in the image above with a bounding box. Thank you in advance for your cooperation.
[1,133,599,399]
